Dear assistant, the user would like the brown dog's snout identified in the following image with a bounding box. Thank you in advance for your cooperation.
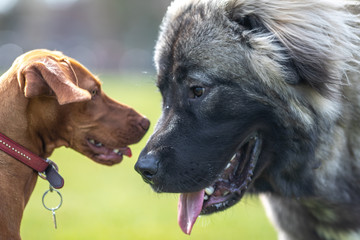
[139,117,150,131]
[123,107,150,134]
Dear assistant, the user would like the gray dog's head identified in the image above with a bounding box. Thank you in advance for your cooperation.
[136,0,359,234]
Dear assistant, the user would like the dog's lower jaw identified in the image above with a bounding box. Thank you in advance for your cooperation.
[177,132,263,234]
[86,138,132,165]
[201,132,262,214]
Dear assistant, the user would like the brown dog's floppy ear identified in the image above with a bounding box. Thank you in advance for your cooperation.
[18,56,91,105]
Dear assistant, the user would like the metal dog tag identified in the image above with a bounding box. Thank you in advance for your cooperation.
[42,185,63,229]
[52,210,57,229]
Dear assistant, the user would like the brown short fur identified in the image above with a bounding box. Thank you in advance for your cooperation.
[0,49,149,239]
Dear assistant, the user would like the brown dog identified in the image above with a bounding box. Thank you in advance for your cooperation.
[0,49,149,239]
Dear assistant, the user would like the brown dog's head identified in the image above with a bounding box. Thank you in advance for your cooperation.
[15,49,149,165]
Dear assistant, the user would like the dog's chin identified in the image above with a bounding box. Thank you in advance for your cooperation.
[84,138,132,166]
[201,132,262,214]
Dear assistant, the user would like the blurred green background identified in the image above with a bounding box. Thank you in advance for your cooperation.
[20,74,277,240]
[1,1,277,239]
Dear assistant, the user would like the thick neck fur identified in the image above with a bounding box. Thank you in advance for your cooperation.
[261,74,360,240]
[314,74,360,202]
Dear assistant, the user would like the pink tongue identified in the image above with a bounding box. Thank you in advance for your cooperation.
[178,190,205,235]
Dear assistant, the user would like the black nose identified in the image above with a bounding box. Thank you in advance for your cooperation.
[135,152,159,183]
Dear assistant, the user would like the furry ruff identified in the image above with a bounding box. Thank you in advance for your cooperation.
[136,0,360,239]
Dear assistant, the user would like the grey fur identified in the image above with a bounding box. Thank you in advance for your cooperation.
[141,0,360,239]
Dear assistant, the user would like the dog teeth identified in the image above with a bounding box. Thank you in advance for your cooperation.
[214,202,226,209]
[90,139,103,147]
[90,140,123,156]
[204,195,209,201]
[205,186,215,195]
[225,163,232,170]
[113,149,124,156]
[223,191,230,196]
[230,154,237,162]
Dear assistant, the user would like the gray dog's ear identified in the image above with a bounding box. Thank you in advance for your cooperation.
[226,1,359,99]
[17,56,91,105]
[226,6,301,86]
[230,13,266,34]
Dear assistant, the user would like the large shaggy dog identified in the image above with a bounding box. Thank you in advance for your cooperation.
[135,0,360,239]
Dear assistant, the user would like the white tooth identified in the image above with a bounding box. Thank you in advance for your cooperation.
[113,149,120,154]
[225,163,231,170]
[95,142,103,147]
[215,203,224,209]
[204,195,209,201]
[89,139,95,144]
[223,191,230,196]
[205,186,214,196]
[230,154,237,162]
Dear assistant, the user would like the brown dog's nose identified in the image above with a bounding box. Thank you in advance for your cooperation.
[140,117,150,131]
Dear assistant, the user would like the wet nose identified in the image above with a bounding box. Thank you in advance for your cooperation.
[139,117,150,131]
[135,152,159,183]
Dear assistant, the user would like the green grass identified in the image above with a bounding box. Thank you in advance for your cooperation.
[20,74,277,240]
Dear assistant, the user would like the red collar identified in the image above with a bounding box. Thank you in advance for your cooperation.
[0,133,64,189]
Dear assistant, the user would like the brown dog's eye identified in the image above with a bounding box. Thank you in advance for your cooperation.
[91,89,98,98]
[191,87,205,98]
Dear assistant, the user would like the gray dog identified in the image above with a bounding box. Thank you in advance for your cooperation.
[135,0,360,239]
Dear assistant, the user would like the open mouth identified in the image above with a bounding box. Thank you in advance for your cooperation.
[87,138,132,165]
[178,132,262,234]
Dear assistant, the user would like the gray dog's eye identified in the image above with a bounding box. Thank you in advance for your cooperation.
[191,86,205,98]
